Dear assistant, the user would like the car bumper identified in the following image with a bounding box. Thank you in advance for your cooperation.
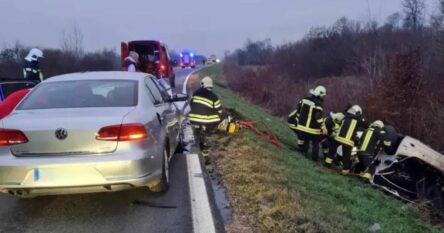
[0,151,162,196]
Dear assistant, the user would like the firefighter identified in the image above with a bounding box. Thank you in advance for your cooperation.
[23,48,44,83]
[326,105,367,175]
[356,120,385,179]
[321,112,344,160]
[292,86,327,162]
[188,76,222,162]
[287,109,304,151]
[124,51,139,72]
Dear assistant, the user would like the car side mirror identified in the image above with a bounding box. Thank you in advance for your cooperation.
[169,93,188,102]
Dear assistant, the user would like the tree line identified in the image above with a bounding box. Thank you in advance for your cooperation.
[224,0,444,150]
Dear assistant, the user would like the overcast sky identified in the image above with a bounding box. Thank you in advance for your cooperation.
[0,0,438,56]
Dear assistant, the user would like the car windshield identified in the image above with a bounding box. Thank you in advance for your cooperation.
[17,80,138,110]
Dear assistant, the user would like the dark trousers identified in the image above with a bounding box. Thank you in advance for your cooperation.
[321,137,335,157]
[192,123,218,156]
[357,153,376,174]
[341,144,353,171]
[299,132,321,162]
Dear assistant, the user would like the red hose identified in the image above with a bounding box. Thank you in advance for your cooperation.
[238,120,281,147]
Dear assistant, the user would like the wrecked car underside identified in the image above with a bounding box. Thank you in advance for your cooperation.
[371,136,444,211]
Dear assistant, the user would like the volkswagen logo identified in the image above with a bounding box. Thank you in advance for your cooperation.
[55,128,68,140]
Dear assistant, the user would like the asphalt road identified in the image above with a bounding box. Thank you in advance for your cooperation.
[0,67,203,233]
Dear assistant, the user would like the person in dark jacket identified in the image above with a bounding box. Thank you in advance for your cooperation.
[124,51,139,72]
[326,105,368,175]
[290,86,327,161]
[356,120,385,179]
[23,48,44,82]
[189,76,222,162]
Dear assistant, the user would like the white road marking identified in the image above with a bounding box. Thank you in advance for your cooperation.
[187,153,216,233]
[182,67,204,94]
[182,66,216,233]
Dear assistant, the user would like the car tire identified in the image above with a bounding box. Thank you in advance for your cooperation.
[150,148,170,193]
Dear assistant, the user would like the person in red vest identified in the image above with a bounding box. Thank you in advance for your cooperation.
[0,89,30,119]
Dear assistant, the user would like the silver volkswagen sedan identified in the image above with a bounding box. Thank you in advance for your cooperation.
[0,71,185,197]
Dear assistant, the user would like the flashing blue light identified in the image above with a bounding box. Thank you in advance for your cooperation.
[180,53,183,57]
[190,53,195,58]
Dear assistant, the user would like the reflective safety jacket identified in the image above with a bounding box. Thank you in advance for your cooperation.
[324,116,342,138]
[357,126,385,155]
[23,59,43,82]
[287,109,298,130]
[189,87,222,124]
[335,113,367,147]
[294,95,324,135]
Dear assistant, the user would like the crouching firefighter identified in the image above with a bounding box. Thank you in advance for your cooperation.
[326,105,367,175]
[356,120,386,180]
[188,76,222,163]
[322,112,344,161]
[292,86,327,161]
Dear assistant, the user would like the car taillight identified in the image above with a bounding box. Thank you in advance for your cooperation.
[0,129,28,146]
[160,64,166,70]
[96,124,148,141]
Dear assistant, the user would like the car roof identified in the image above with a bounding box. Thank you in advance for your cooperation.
[45,71,152,82]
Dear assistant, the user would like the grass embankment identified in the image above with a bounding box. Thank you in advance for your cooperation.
[197,65,442,233]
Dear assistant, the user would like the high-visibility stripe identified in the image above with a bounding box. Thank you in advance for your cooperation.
[295,124,321,135]
[359,128,374,152]
[325,158,333,164]
[193,96,214,106]
[25,68,32,71]
[214,103,221,108]
[23,70,26,78]
[166,119,179,128]
[189,118,221,123]
[297,139,304,145]
[306,104,313,128]
[214,100,221,105]
[288,110,297,118]
[192,99,213,108]
[288,124,298,130]
[384,141,392,146]
[345,119,357,140]
[335,136,354,147]
[39,72,44,81]
[188,113,220,120]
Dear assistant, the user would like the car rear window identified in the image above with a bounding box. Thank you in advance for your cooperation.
[17,80,138,110]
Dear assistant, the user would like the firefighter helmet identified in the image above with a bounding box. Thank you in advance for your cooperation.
[347,105,362,116]
[310,85,326,98]
[26,48,44,61]
[371,120,384,129]
[330,112,344,123]
[201,76,214,89]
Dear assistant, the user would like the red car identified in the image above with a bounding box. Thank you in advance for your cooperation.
[121,40,176,88]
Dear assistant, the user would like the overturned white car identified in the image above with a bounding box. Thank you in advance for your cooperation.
[371,136,444,211]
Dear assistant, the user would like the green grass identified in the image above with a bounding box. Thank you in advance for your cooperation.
[198,64,442,233]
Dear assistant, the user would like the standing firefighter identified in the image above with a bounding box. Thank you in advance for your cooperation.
[188,76,222,162]
[321,112,344,160]
[356,120,385,179]
[291,86,327,162]
[23,48,44,83]
[327,105,367,175]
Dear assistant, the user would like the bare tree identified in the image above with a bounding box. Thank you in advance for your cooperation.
[402,0,426,31]
[386,12,402,29]
[60,22,84,57]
